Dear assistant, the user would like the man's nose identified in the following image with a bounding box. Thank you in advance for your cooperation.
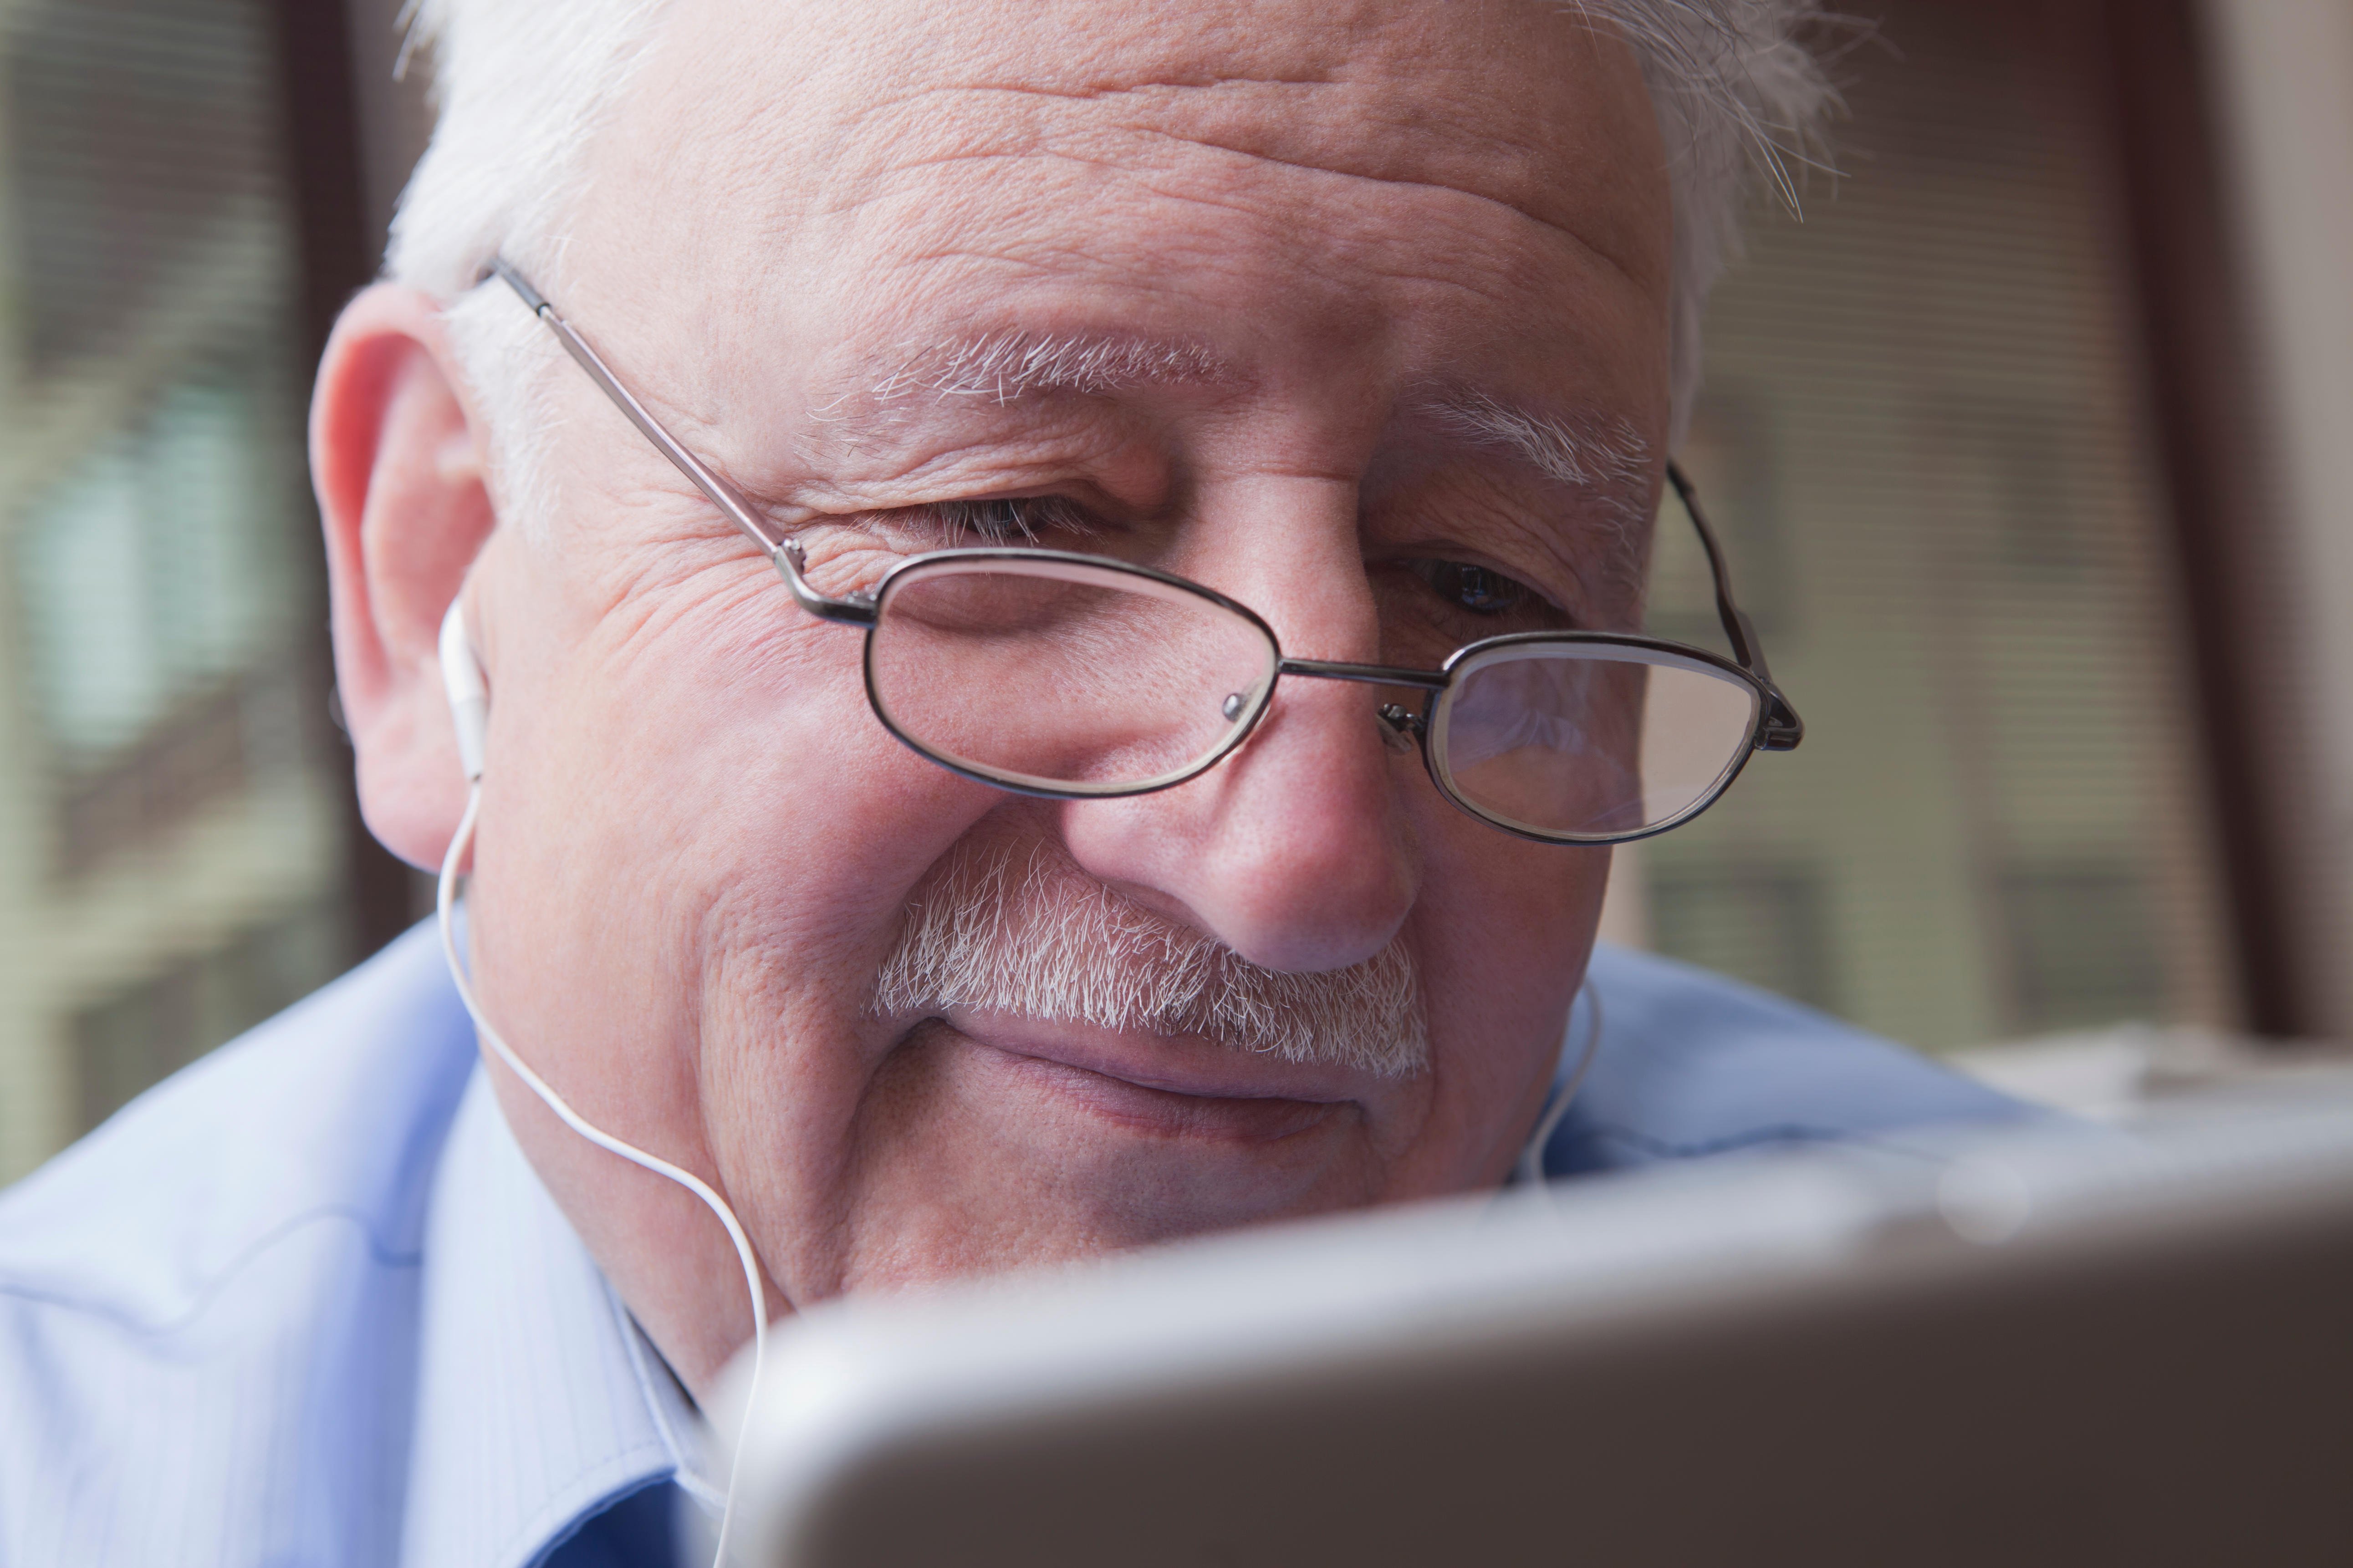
[1054,500,1420,975]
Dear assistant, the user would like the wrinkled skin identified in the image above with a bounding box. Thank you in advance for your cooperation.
[312,0,1671,1397]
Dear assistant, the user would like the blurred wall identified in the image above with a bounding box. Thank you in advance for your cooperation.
[1605,0,2242,1049]
[1597,0,2353,1050]
[0,0,365,1183]
[342,0,430,257]
[2198,0,2353,1039]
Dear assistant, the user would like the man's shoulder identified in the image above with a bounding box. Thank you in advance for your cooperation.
[0,922,476,1320]
[0,923,477,1566]
[1559,943,2030,1174]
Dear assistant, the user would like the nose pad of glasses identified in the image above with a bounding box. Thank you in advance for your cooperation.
[1376,703,1423,752]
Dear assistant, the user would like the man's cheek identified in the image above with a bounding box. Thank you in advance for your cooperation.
[1423,799,1607,951]
[666,688,1019,1039]
[1416,832,1602,1059]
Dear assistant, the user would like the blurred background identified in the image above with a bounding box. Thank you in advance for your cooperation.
[2,0,2349,1181]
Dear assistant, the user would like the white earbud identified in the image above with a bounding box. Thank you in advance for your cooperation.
[438,599,489,784]
[430,594,765,1561]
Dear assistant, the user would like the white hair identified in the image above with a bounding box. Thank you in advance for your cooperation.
[1603,0,1838,443]
[387,0,1835,527]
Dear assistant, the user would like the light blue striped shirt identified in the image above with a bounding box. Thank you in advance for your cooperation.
[0,924,2022,1565]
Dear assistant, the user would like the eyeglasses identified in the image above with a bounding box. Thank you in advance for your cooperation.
[487,260,1802,845]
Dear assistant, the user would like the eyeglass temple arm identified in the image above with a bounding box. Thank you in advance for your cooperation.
[484,260,877,628]
[1666,460,1802,751]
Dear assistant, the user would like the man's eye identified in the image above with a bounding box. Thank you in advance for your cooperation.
[918,495,1096,544]
[1417,559,1531,616]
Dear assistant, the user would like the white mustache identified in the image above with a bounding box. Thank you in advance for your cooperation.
[872,837,1429,1079]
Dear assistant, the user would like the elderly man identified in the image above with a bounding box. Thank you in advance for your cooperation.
[0,0,2020,1562]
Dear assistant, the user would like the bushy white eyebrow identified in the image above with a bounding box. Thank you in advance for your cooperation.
[872,331,1235,404]
[1420,388,1650,497]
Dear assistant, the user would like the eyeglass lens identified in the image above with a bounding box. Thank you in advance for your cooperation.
[866,557,1763,839]
[868,557,1280,796]
[1434,642,1762,840]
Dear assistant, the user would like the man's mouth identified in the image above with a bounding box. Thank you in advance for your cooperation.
[933,1009,1363,1144]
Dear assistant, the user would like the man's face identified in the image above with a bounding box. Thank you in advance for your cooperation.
[456,0,1669,1383]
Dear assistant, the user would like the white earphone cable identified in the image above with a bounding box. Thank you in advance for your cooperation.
[438,786,766,1567]
[1516,981,1603,1188]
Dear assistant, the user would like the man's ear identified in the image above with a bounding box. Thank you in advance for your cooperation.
[311,283,499,871]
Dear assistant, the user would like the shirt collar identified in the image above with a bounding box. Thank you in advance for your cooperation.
[400,1067,716,1568]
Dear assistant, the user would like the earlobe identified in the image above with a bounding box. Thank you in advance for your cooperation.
[311,283,500,870]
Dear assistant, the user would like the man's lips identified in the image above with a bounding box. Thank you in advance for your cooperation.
[932,1008,1365,1143]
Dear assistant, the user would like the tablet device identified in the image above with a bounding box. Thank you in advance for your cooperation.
[715,1095,2353,1567]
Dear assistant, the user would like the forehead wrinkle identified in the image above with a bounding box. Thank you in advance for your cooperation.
[797,5,1665,295]
[838,129,1648,306]
[1121,126,1650,296]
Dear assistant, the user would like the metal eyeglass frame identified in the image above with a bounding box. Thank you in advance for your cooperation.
[486,259,1803,846]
